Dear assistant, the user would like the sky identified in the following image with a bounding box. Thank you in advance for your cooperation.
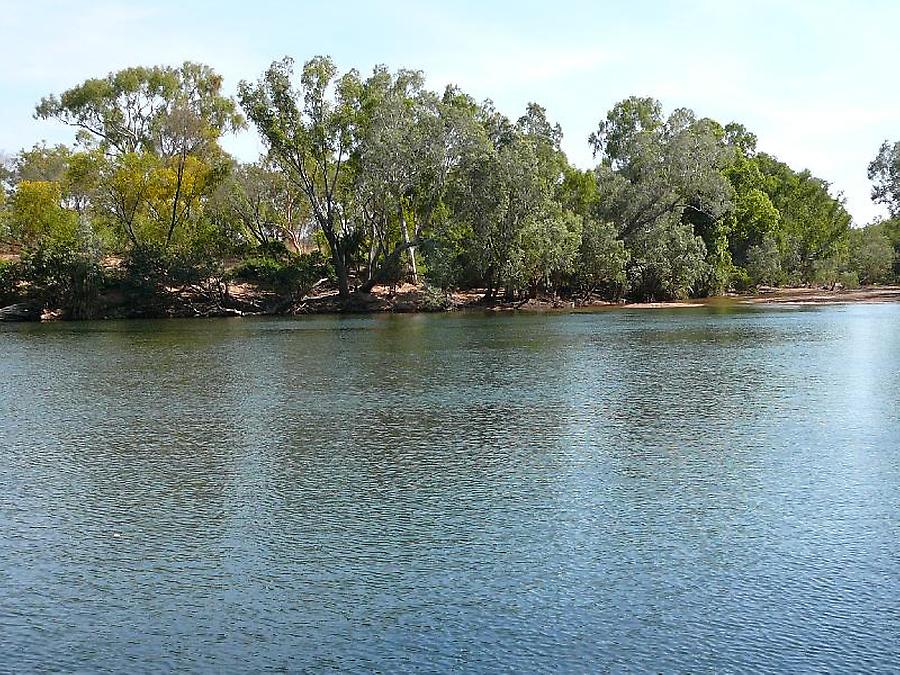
[1,0,897,224]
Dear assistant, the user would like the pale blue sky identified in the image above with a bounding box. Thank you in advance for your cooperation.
[1,0,897,223]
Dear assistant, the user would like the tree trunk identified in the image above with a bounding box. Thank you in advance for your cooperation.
[399,206,418,285]
[334,251,350,299]
[323,227,350,300]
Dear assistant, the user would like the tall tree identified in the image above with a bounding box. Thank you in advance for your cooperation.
[37,63,241,250]
[239,56,367,299]
[590,99,733,298]
[869,140,900,217]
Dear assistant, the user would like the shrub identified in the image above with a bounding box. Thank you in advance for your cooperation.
[730,266,752,293]
[626,221,708,301]
[576,219,628,298]
[228,251,329,298]
[21,240,106,319]
[121,243,221,305]
[421,285,453,311]
[0,259,23,306]
[837,271,859,289]
[746,235,783,287]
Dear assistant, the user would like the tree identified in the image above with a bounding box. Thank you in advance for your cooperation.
[722,152,780,265]
[590,99,733,299]
[869,140,900,217]
[36,63,242,156]
[213,159,311,252]
[37,63,241,251]
[445,102,575,299]
[517,207,582,295]
[745,234,783,287]
[7,181,78,246]
[849,226,895,284]
[756,153,851,282]
[627,217,708,300]
[575,218,628,296]
[239,57,368,299]
[353,68,458,288]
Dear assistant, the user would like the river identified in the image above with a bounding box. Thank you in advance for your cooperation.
[1,305,898,672]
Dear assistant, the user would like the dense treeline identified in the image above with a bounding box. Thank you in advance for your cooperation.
[1,57,898,318]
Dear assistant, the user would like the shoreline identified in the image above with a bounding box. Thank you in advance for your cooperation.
[3,284,900,323]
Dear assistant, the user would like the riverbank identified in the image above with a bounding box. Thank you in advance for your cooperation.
[3,281,900,322]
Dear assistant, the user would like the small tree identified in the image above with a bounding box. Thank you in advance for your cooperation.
[575,218,628,297]
[745,234,783,287]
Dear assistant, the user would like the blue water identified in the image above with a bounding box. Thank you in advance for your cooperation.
[1,304,899,672]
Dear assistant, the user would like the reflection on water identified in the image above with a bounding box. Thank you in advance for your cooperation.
[2,305,899,671]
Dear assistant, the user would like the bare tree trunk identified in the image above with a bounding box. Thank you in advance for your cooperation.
[322,226,350,300]
[166,148,187,249]
[399,205,418,285]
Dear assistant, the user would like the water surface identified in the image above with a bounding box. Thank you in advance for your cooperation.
[2,305,899,672]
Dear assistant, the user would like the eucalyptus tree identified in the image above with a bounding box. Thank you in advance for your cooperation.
[446,103,580,298]
[869,140,900,217]
[848,226,895,285]
[240,57,486,299]
[213,159,311,252]
[755,153,851,282]
[590,97,733,298]
[36,63,242,157]
[590,99,733,237]
[722,151,780,266]
[355,68,442,284]
[575,218,628,296]
[37,62,242,249]
[239,56,371,299]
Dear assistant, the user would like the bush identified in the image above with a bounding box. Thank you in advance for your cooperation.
[228,251,329,297]
[421,285,453,311]
[837,271,859,289]
[576,219,628,298]
[255,240,292,261]
[122,243,221,306]
[746,235,783,287]
[626,221,708,301]
[848,228,895,285]
[0,259,23,306]
[730,266,752,293]
[21,240,106,319]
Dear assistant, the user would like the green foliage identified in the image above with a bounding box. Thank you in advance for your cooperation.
[5,56,882,316]
[0,259,23,305]
[755,153,851,282]
[238,56,362,297]
[120,243,219,308]
[21,236,106,319]
[8,181,78,246]
[838,271,860,289]
[228,252,328,297]
[627,220,709,301]
[848,226,895,284]
[422,217,475,290]
[868,140,900,217]
[812,256,845,290]
[38,63,240,254]
[36,63,243,156]
[575,219,628,296]
[745,234,783,287]
[722,153,780,263]
[421,285,453,311]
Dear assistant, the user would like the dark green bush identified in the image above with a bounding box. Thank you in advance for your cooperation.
[122,244,221,306]
[21,241,106,319]
[229,251,329,297]
[0,259,23,306]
